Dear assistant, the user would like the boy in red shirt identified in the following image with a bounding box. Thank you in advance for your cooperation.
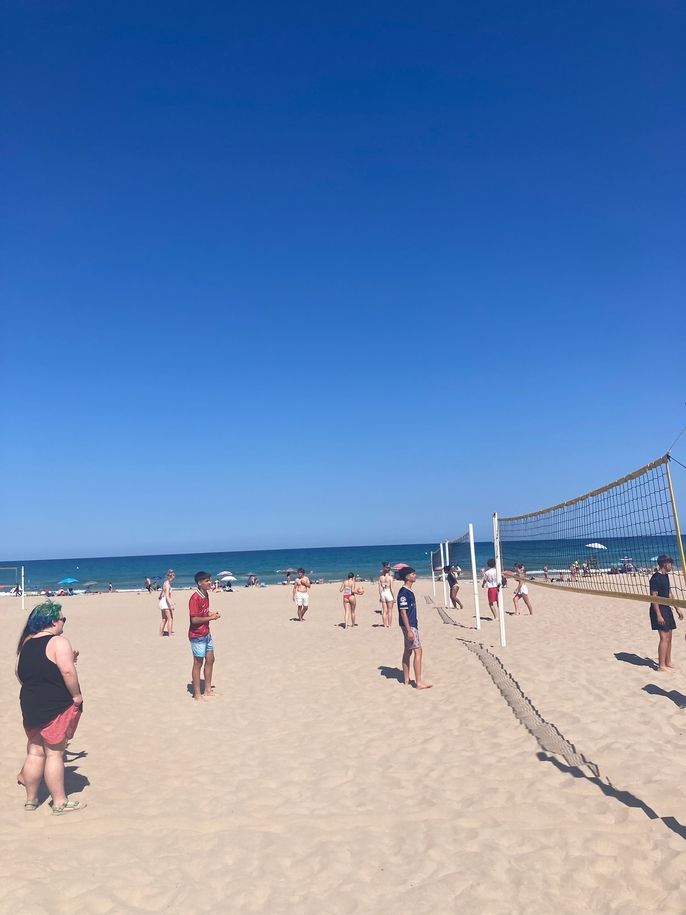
[189,571,221,701]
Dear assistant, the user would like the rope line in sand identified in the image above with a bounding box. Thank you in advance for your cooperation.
[460,639,601,777]
[435,605,456,624]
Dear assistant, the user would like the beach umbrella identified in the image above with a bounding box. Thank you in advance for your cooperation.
[83,580,98,586]
[220,575,236,582]
[585,543,607,550]
[216,570,233,577]
[58,577,79,585]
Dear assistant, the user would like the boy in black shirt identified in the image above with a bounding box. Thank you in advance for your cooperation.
[649,554,683,672]
[397,567,432,689]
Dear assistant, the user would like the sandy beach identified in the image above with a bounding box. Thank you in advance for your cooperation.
[2,580,686,913]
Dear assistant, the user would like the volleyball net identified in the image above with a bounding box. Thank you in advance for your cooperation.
[495,454,686,608]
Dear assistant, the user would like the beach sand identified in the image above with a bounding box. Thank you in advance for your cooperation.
[2,580,686,913]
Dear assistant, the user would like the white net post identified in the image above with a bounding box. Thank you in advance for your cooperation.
[21,566,25,612]
[469,523,481,630]
[439,542,448,607]
[492,513,507,647]
[430,551,436,596]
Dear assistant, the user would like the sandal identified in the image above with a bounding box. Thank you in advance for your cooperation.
[24,799,39,811]
[51,799,86,816]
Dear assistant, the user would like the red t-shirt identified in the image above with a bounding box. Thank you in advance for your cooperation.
[188,589,211,639]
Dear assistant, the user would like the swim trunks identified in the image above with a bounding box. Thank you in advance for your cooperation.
[296,592,309,607]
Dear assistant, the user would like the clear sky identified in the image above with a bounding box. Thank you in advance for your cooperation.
[3,1,685,559]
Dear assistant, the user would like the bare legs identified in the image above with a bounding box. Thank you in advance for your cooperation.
[18,736,68,806]
[401,646,432,689]
[381,599,394,628]
[657,630,675,672]
[343,597,357,628]
[450,586,463,610]
[159,610,171,636]
[192,651,216,700]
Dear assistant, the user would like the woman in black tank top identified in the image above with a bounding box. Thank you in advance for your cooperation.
[15,600,86,815]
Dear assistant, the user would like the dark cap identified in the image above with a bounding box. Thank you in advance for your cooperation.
[396,566,416,581]
[657,554,674,566]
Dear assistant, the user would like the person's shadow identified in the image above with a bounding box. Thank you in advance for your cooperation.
[614,652,657,669]
[643,684,686,709]
[378,666,404,683]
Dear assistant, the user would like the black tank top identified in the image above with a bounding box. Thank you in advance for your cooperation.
[18,635,73,729]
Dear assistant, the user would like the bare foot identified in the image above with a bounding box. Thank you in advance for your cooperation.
[416,682,433,689]
[657,666,672,673]
[193,695,208,702]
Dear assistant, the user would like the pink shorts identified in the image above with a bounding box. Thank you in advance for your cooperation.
[25,703,82,745]
[487,587,499,603]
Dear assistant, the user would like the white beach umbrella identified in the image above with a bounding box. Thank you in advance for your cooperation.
[216,570,233,577]
[220,575,237,582]
[585,543,607,550]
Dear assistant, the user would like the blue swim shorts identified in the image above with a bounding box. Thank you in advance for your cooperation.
[190,634,215,658]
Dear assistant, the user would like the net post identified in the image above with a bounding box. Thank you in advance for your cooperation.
[666,459,686,582]
[493,512,507,647]
[469,523,481,630]
[439,542,447,606]
[430,552,436,596]
[21,566,25,612]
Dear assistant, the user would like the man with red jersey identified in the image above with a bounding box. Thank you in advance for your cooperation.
[189,571,221,701]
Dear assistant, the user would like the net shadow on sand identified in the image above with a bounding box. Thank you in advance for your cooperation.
[457,637,686,842]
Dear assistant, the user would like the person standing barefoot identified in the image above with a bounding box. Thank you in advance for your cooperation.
[650,555,682,672]
[189,571,221,700]
[340,573,357,628]
[292,568,311,621]
[159,569,176,636]
[397,567,432,689]
[378,568,395,628]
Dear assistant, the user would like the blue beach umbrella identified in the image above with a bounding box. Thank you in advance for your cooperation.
[58,577,79,585]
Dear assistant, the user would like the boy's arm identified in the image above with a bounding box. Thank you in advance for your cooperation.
[292,583,296,601]
[650,589,664,624]
[398,607,413,639]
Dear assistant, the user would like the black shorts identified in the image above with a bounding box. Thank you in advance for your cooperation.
[650,605,675,632]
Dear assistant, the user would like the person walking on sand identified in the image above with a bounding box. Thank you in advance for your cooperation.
[396,567,431,688]
[292,567,311,621]
[159,569,176,636]
[445,565,464,610]
[340,572,358,628]
[189,571,221,701]
[481,558,499,619]
[650,554,683,673]
[378,567,395,628]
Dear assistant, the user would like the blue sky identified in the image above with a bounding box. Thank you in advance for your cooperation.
[3,1,685,559]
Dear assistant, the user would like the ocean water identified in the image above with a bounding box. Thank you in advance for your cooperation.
[1,543,440,592]
[1,534,682,594]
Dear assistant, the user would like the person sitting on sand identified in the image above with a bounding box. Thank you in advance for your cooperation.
[15,601,86,814]
[378,567,395,628]
[189,571,221,701]
[292,567,311,621]
[159,569,176,637]
[649,554,683,673]
[340,572,358,628]
[481,559,499,619]
[396,567,431,689]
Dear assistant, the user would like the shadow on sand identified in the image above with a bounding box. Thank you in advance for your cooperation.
[614,652,657,669]
[643,683,686,709]
[378,665,404,683]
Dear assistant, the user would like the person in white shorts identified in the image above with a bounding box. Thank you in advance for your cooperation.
[378,567,395,628]
[292,568,311,621]
[159,569,176,636]
[508,563,534,615]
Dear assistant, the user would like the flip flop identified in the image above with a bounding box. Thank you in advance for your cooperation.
[51,799,86,816]
[24,799,39,811]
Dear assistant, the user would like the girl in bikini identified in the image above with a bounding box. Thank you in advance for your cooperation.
[340,572,358,628]
[510,563,534,615]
